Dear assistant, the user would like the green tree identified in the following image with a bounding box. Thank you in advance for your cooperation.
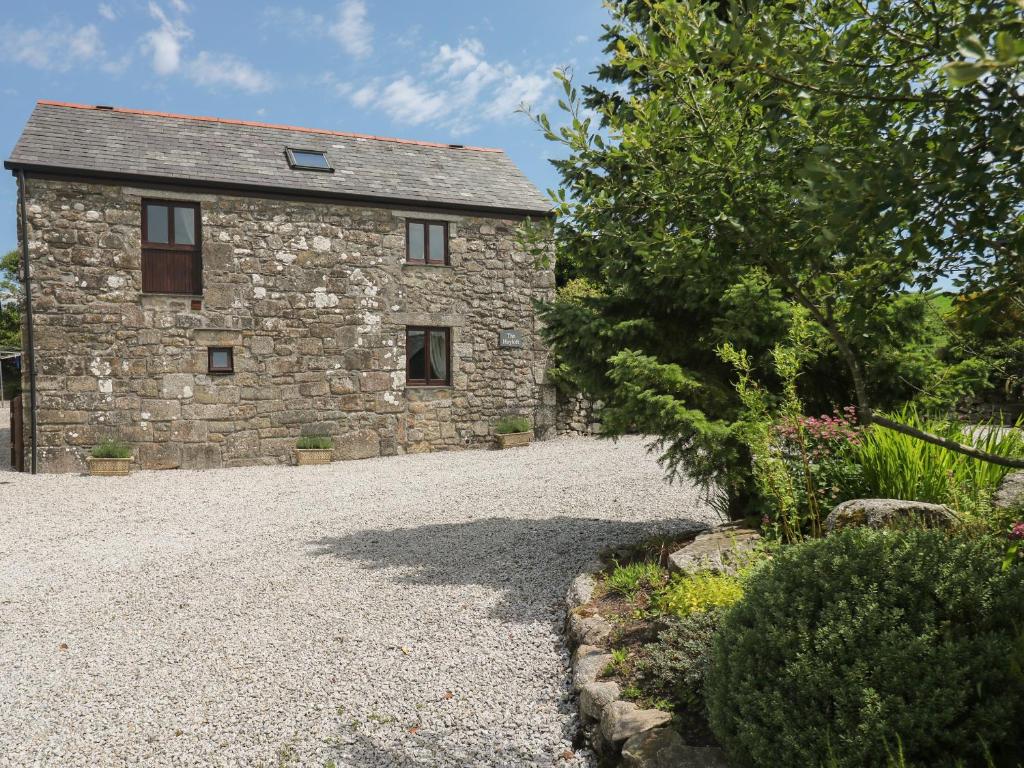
[0,249,20,351]
[530,0,1024,513]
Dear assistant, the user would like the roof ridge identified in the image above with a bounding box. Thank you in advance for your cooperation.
[35,100,504,153]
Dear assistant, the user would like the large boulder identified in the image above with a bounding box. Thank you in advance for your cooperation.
[668,528,761,576]
[994,471,1024,511]
[622,728,731,768]
[825,498,956,533]
[600,701,672,744]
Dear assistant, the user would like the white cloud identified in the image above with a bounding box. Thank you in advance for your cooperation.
[143,2,190,75]
[0,21,105,71]
[484,72,548,120]
[98,3,117,21]
[348,38,551,132]
[374,77,447,125]
[187,52,273,93]
[329,0,373,59]
[574,34,588,44]
[262,7,325,37]
[168,0,190,12]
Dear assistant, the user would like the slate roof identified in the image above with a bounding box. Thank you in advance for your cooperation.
[5,101,552,216]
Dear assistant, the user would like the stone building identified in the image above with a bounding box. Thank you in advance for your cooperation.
[5,100,556,472]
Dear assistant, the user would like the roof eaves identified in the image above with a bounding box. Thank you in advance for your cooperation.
[2,161,555,218]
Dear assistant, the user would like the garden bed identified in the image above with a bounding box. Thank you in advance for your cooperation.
[566,525,764,766]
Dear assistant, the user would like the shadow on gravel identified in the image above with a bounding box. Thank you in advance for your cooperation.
[308,515,710,624]
[318,729,564,768]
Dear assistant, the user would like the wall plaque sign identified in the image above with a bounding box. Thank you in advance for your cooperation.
[498,329,524,348]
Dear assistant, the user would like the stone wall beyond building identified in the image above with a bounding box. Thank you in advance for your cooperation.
[19,177,556,472]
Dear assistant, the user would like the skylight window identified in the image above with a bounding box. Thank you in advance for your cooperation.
[285,148,333,172]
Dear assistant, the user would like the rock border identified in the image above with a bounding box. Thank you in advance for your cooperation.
[563,529,740,767]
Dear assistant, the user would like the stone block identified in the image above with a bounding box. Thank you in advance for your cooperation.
[600,702,672,745]
[193,384,241,405]
[170,420,208,442]
[621,729,729,768]
[336,429,380,460]
[140,399,182,421]
[160,373,195,399]
[138,442,181,470]
[572,645,612,693]
[568,611,612,648]
[181,444,222,469]
[580,681,620,722]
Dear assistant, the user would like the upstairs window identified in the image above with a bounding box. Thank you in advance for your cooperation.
[406,220,448,265]
[142,200,202,295]
[406,327,450,386]
[285,148,333,172]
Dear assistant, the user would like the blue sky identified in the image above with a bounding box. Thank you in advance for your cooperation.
[0,1,611,253]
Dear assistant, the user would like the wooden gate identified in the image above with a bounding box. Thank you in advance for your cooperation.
[9,394,23,472]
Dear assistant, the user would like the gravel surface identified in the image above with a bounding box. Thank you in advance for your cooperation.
[0,436,717,767]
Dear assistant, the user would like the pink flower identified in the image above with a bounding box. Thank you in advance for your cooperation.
[1010,522,1024,541]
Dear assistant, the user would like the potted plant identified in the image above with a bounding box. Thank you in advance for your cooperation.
[295,435,334,465]
[87,439,133,476]
[495,416,533,449]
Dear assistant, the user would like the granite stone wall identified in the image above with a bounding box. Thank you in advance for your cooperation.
[18,177,557,472]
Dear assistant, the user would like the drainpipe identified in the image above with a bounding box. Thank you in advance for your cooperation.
[17,169,38,474]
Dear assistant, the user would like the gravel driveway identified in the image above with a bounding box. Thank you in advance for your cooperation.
[0,436,716,767]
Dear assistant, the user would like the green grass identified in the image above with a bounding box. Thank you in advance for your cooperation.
[495,415,531,434]
[90,439,131,459]
[605,560,664,599]
[854,406,1023,515]
[296,435,333,449]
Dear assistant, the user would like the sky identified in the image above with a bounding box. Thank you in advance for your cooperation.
[0,0,612,254]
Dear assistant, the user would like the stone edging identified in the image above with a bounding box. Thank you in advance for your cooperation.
[564,532,745,767]
[564,563,685,766]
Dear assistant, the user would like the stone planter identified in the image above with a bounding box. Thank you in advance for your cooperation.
[497,431,532,449]
[295,448,333,466]
[86,457,133,476]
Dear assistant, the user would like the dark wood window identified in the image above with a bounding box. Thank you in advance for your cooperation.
[406,327,450,386]
[208,347,234,374]
[142,200,202,295]
[406,220,448,265]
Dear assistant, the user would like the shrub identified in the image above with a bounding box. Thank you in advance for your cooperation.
[854,407,1023,515]
[296,436,332,449]
[495,416,531,435]
[706,529,1024,768]
[605,561,663,599]
[91,439,131,459]
[653,572,743,618]
[634,608,724,710]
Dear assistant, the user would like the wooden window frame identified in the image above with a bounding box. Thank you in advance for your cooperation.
[141,199,203,295]
[285,148,334,172]
[405,327,451,387]
[207,347,234,374]
[405,220,449,265]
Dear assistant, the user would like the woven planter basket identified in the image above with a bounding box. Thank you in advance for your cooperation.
[86,457,133,476]
[295,448,333,466]
[497,431,533,449]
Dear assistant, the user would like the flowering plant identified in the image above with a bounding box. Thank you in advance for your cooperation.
[1004,521,1024,571]
[772,406,868,530]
